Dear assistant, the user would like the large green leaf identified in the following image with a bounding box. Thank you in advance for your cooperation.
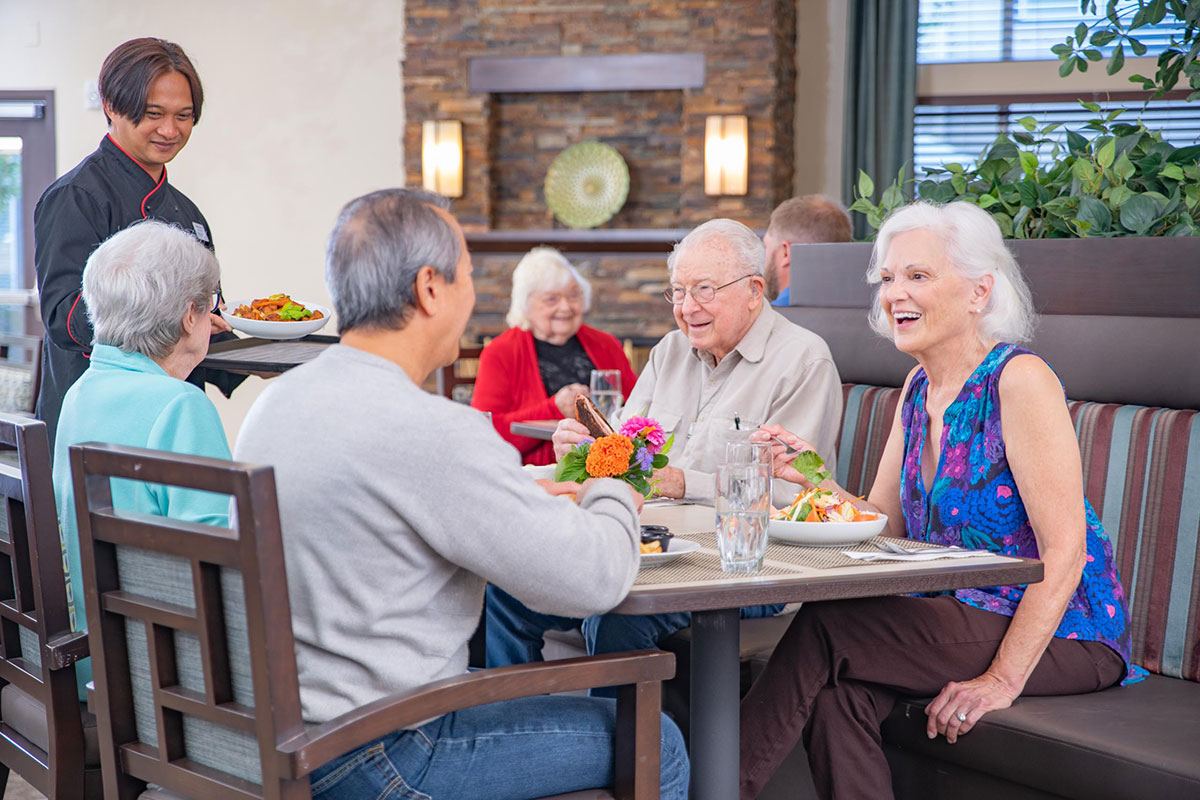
[1019,151,1039,178]
[857,170,875,199]
[1076,196,1113,234]
[1118,193,1161,234]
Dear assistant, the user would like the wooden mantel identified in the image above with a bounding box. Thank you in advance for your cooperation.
[465,228,691,253]
[468,53,706,93]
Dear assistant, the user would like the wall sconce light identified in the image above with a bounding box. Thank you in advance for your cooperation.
[704,115,748,196]
[422,120,463,198]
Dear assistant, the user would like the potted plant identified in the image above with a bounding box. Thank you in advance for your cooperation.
[850,103,1200,238]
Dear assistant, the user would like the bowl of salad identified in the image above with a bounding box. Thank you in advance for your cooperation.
[222,294,331,340]
[768,450,886,546]
[769,488,887,546]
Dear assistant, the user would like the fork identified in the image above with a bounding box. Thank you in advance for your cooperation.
[875,539,967,556]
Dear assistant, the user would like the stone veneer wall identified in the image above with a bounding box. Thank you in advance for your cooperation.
[405,0,796,342]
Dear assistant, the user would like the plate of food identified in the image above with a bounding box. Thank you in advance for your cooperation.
[640,537,701,569]
[222,294,330,340]
[769,486,887,547]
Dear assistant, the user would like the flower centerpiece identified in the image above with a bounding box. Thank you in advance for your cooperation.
[554,416,674,497]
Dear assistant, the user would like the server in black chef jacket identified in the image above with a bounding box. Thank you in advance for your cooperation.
[34,37,244,449]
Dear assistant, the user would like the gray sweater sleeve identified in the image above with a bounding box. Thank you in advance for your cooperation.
[397,405,642,618]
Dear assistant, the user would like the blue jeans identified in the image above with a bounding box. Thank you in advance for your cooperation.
[486,586,784,697]
[308,694,689,800]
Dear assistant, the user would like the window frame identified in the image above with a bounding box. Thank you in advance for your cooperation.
[0,90,56,337]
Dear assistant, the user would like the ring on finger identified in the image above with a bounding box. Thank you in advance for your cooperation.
[955,711,968,723]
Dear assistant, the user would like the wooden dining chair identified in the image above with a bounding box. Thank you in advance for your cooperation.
[436,344,485,403]
[0,335,42,416]
[70,442,673,800]
[0,413,98,799]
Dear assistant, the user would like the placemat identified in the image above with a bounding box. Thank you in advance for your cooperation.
[635,549,796,585]
[672,534,960,573]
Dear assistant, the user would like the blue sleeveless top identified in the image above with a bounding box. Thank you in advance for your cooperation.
[900,343,1137,682]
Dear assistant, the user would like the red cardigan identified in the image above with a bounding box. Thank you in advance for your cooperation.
[471,325,638,465]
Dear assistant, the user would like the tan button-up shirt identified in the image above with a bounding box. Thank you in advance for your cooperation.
[620,305,843,506]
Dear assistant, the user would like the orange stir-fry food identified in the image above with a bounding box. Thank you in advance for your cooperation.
[232,294,323,322]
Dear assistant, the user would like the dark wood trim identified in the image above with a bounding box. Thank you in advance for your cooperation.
[468,53,705,93]
[278,649,675,777]
[465,228,690,254]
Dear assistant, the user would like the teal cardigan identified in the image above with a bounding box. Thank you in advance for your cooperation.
[51,344,231,698]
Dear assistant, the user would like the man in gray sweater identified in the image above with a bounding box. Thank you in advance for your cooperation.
[235,188,688,799]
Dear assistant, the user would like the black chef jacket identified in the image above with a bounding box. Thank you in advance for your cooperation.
[33,134,244,449]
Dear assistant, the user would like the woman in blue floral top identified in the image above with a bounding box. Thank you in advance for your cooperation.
[739,201,1136,800]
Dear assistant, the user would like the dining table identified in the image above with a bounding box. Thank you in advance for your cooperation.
[618,503,1044,800]
[510,419,558,440]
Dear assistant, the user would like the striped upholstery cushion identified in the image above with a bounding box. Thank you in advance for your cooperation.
[835,384,901,498]
[1070,402,1200,682]
[835,385,1200,683]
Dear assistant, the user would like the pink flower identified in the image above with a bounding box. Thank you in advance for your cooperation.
[619,416,667,453]
[1106,603,1116,618]
[1067,632,1079,639]
[996,485,1013,499]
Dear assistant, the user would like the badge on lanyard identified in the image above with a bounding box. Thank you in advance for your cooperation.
[193,222,209,243]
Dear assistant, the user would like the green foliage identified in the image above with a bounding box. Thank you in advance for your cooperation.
[850,102,1200,238]
[1056,1,1200,100]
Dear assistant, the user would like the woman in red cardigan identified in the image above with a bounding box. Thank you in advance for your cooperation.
[472,247,637,465]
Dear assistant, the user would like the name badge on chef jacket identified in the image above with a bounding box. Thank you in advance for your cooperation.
[193,222,209,243]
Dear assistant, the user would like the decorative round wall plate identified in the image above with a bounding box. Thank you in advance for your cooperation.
[544,141,630,229]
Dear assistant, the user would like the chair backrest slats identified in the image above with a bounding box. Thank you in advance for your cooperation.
[0,412,93,797]
[72,441,308,799]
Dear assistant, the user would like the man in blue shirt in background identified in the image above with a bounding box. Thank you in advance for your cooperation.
[763,195,852,307]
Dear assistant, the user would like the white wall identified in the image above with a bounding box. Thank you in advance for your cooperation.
[0,0,405,445]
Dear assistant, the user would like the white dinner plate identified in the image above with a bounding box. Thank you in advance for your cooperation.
[221,299,331,340]
[769,514,889,547]
[640,537,701,568]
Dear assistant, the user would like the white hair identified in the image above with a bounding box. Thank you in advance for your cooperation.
[505,246,592,329]
[867,201,1036,344]
[666,218,765,281]
[82,220,219,358]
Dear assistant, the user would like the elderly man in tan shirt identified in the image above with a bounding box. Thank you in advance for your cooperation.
[486,218,843,673]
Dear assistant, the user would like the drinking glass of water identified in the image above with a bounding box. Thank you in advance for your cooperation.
[589,369,622,422]
[714,461,771,574]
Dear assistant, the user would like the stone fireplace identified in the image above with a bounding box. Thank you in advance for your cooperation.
[403,0,798,340]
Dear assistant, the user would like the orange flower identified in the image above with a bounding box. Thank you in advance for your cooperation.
[585,434,635,478]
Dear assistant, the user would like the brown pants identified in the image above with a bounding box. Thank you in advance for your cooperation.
[739,595,1125,799]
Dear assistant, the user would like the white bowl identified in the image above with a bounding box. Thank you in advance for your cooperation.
[769,513,889,547]
[522,464,558,481]
[222,299,331,340]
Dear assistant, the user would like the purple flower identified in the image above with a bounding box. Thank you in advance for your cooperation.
[634,447,654,471]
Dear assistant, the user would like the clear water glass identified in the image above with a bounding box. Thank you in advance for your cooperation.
[715,462,771,574]
[590,369,622,422]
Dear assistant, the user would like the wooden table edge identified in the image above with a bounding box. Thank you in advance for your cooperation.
[611,557,1044,614]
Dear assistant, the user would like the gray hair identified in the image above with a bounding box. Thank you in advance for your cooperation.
[867,201,1036,344]
[81,220,219,358]
[666,218,765,281]
[325,188,462,333]
[505,246,592,329]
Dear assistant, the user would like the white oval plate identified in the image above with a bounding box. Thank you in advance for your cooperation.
[640,538,701,568]
[769,513,888,547]
[222,299,331,340]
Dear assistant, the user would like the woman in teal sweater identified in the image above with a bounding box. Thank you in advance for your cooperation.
[51,219,231,699]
